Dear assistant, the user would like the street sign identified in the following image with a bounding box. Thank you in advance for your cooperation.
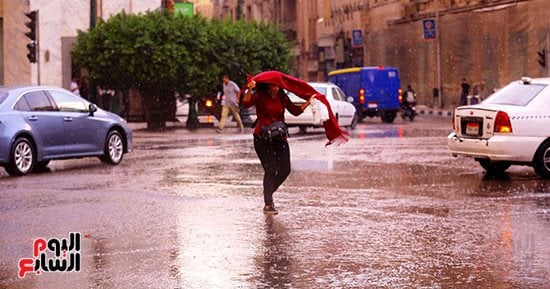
[352,29,363,48]
[174,3,193,16]
[423,19,436,40]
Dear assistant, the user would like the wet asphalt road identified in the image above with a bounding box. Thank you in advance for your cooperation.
[1,116,549,289]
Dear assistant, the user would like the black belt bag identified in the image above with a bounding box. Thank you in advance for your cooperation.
[259,121,289,141]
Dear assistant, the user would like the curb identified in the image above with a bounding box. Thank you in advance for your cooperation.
[417,109,453,117]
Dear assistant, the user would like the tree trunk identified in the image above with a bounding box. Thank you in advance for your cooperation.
[142,93,169,130]
[186,97,199,130]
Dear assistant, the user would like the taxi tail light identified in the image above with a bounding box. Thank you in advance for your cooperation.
[494,111,512,133]
[359,89,365,104]
[452,110,456,131]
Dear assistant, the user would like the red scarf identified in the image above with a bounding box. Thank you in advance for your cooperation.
[249,71,349,146]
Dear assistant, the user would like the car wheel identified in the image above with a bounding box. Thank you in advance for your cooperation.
[6,137,36,176]
[350,112,359,129]
[100,130,125,165]
[477,159,511,173]
[533,140,550,179]
[359,112,366,122]
[381,111,396,123]
[409,113,415,122]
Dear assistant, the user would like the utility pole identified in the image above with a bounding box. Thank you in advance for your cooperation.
[435,0,442,108]
[90,0,97,28]
[538,32,549,77]
[547,32,549,77]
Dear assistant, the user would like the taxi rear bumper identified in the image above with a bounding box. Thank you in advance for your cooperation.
[447,132,544,163]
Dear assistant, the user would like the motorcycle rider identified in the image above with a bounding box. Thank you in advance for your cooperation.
[402,85,417,120]
[404,85,416,106]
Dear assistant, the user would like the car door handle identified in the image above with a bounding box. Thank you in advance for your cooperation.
[28,116,39,121]
[63,117,73,122]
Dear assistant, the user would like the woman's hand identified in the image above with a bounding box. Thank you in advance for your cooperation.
[301,93,316,111]
[243,80,255,103]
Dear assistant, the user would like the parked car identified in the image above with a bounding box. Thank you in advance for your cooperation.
[328,66,402,123]
[0,86,133,176]
[176,94,220,124]
[176,93,256,127]
[284,82,358,133]
[447,77,550,178]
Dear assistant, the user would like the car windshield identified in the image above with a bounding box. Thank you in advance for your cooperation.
[286,86,327,102]
[310,86,327,96]
[483,82,546,106]
[286,91,303,102]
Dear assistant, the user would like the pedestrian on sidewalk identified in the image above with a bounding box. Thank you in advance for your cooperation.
[70,77,80,96]
[217,75,244,133]
[460,78,471,106]
[97,86,115,111]
[241,77,315,215]
[80,76,89,100]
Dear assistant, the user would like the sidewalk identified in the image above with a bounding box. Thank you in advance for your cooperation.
[127,107,453,131]
[415,105,453,117]
[127,117,240,132]
[127,121,188,131]
[128,114,253,132]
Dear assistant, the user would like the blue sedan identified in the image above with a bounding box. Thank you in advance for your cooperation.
[0,86,132,176]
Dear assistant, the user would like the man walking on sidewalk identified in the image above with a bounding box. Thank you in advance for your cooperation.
[217,75,245,133]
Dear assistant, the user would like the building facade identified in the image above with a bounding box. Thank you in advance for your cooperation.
[1,0,163,89]
[0,0,213,89]
[213,0,550,108]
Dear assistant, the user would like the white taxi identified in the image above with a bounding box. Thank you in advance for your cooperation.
[285,82,358,133]
[447,77,550,178]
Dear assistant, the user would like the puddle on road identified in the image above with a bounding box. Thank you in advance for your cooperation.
[3,121,549,288]
[155,141,550,289]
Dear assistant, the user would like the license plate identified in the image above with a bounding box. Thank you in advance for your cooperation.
[368,102,378,108]
[466,122,480,135]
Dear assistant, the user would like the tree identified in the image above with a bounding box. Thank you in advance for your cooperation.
[72,11,291,130]
[209,19,291,86]
[72,11,178,129]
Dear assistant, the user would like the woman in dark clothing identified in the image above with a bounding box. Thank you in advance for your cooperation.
[241,80,315,214]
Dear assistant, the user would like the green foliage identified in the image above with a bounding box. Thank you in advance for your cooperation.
[208,19,291,87]
[72,10,291,128]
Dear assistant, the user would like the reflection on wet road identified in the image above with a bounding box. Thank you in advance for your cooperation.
[1,117,549,288]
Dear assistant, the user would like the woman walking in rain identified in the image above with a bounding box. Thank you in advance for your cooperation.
[241,71,348,214]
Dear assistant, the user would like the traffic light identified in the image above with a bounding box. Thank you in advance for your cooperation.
[25,11,38,63]
[25,11,37,41]
[26,42,37,63]
[537,48,547,68]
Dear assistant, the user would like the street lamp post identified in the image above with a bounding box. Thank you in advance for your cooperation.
[435,0,442,108]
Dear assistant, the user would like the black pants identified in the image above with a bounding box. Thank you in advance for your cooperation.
[254,135,291,206]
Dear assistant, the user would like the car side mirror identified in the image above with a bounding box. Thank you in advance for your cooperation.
[346,96,354,103]
[89,104,98,116]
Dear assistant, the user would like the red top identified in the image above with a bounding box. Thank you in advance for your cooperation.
[242,90,303,135]
[245,71,349,146]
